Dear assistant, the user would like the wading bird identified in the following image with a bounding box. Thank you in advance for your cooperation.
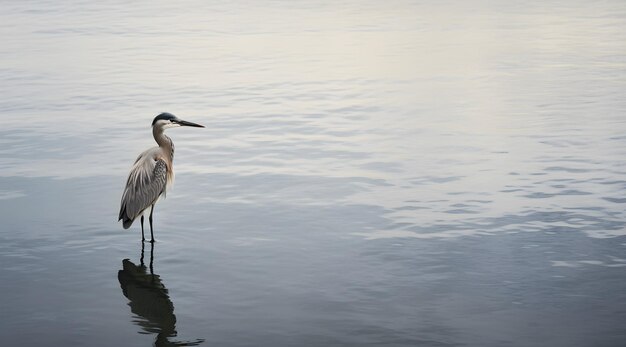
[119,113,204,242]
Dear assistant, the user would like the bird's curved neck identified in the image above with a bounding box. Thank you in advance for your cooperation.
[153,127,175,162]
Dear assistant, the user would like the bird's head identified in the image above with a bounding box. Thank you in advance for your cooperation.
[151,112,204,129]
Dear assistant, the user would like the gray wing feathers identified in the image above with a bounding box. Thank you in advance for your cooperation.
[119,157,168,229]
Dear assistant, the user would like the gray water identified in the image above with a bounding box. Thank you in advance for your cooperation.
[1,1,625,346]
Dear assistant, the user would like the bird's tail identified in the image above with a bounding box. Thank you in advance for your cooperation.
[118,203,135,229]
[122,218,134,229]
[119,204,134,229]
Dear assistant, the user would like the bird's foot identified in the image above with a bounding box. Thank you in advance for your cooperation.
[150,239,155,243]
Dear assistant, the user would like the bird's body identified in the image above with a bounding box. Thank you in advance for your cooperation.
[119,113,204,242]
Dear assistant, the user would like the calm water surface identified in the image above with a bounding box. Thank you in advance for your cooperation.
[1,1,625,346]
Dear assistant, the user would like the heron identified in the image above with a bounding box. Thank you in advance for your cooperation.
[119,112,204,242]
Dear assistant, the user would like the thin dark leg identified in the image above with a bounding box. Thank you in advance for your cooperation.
[149,204,155,243]
[141,215,145,242]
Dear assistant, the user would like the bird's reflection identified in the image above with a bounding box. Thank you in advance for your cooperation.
[118,242,204,347]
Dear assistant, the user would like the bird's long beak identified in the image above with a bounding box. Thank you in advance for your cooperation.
[176,119,205,128]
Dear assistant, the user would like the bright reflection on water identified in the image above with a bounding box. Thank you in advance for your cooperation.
[1,1,625,346]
